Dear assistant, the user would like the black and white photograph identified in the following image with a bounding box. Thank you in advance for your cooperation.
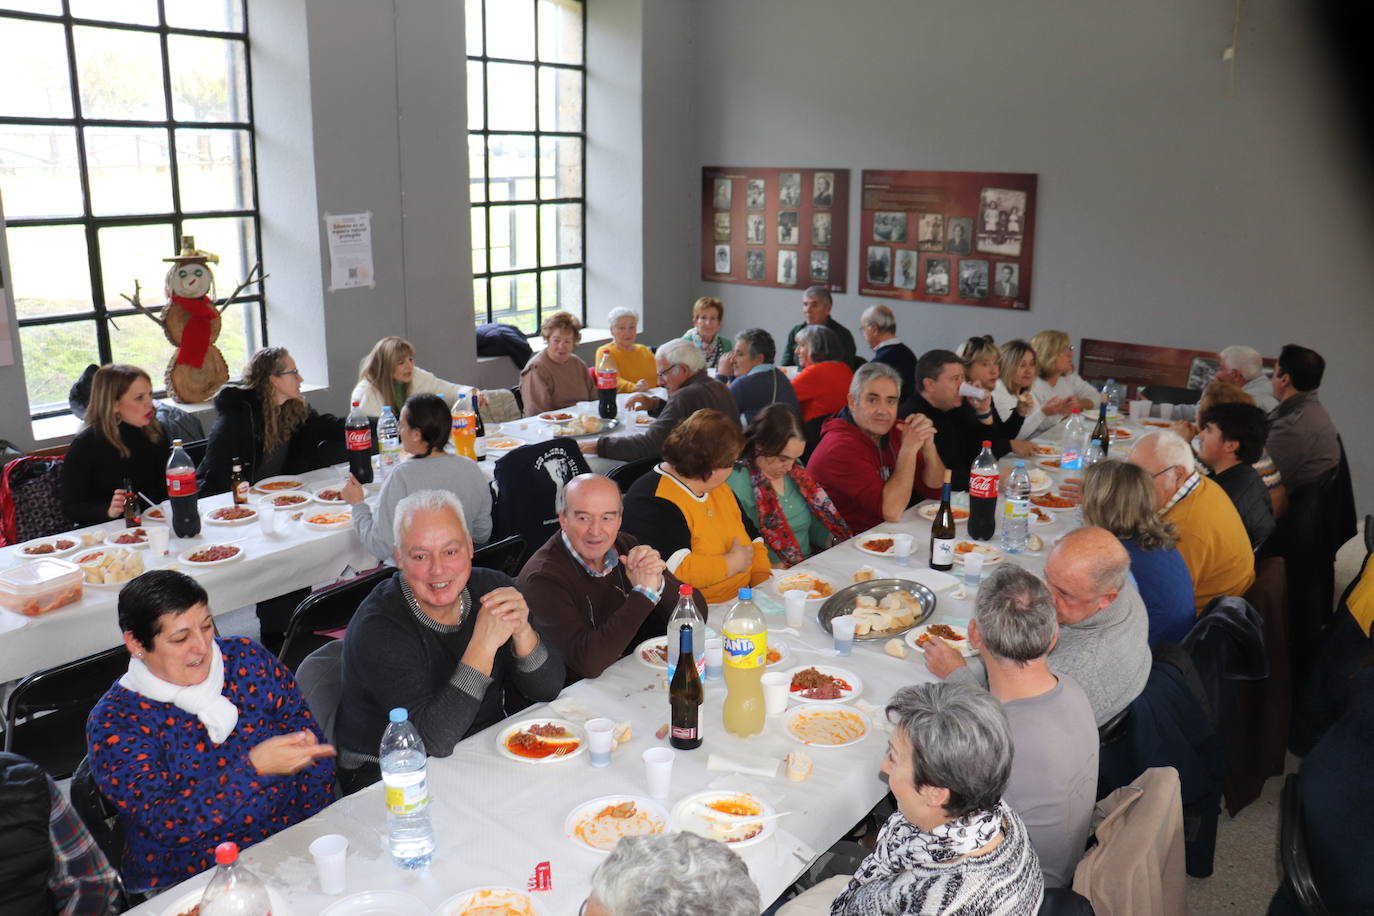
[714,244,731,274]
[958,258,989,298]
[810,250,829,282]
[777,210,800,245]
[812,212,832,247]
[946,217,973,254]
[813,172,835,208]
[866,245,892,285]
[873,211,907,242]
[779,172,801,207]
[746,213,765,244]
[992,262,1019,298]
[924,257,951,295]
[894,250,918,290]
[917,212,944,251]
[713,212,731,242]
[777,249,798,285]
[1187,357,1220,392]
[712,178,732,210]
[976,187,1028,257]
[746,178,766,210]
[746,248,766,282]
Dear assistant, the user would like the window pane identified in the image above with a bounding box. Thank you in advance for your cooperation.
[69,0,159,25]
[538,65,581,132]
[468,135,485,203]
[472,278,489,322]
[486,0,534,61]
[466,60,484,131]
[538,136,581,199]
[74,26,166,120]
[486,63,535,131]
[0,126,83,218]
[487,134,535,202]
[19,321,99,411]
[0,18,73,118]
[470,207,487,274]
[168,34,248,122]
[464,0,482,56]
[175,128,253,211]
[540,202,581,265]
[165,0,245,33]
[107,304,175,375]
[181,215,259,296]
[488,204,537,272]
[490,272,538,333]
[97,223,175,311]
[541,267,581,321]
[0,1,63,13]
[537,0,582,64]
[215,301,254,374]
[4,225,92,319]
[85,127,173,215]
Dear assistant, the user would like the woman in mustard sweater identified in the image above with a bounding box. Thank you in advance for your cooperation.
[595,307,657,393]
[622,409,770,604]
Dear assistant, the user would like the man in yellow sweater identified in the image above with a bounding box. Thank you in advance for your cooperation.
[1131,430,1254,614]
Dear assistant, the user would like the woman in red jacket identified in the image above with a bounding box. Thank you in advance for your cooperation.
[791,325,853,421]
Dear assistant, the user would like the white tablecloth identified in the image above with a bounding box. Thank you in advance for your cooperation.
[482,388,668,480]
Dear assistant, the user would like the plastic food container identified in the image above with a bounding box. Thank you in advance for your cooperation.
[0,558,84,616]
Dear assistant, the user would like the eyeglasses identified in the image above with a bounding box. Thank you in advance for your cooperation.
[656,364,682,380]
[274,369,302,378]
[1150,464,1178,479]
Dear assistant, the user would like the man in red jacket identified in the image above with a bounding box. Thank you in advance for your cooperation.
[808,362,944,532]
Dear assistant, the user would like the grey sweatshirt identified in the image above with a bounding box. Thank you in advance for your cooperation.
[352,453,494,560]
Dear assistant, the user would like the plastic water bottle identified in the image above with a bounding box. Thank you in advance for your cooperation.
[380,708,434,868]
[199,842,270,916]
[1060,407,1088,471]
[1001,461,1031,554]
[666,584,705,679]
[1103,378,1121,420]
[378,406,401,476]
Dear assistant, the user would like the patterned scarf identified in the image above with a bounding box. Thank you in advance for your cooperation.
[750,462,851,567]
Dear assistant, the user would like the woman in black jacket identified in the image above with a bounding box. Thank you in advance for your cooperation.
[198,347,345,495]
[61,364,170,525]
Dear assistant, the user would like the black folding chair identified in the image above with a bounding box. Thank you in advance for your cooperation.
[3,646,129,779]
[1277,773,1330,915]
[472,534,528,579]
[278,567,397,671]
[605,456,658,494]
[70,755,126,874]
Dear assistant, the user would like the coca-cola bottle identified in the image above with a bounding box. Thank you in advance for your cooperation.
[595,349,618,421]
[199,842,271,916]
[968,440,998,541]
[165,439,201,538]
[345,400,374,484]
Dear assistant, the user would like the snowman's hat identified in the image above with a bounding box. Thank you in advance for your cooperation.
[163,235,219,265]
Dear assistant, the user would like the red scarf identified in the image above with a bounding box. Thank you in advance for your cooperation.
[170,293,217,369]
[751,463,852,568]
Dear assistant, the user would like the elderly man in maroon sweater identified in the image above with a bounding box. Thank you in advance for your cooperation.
[519,474,706,681]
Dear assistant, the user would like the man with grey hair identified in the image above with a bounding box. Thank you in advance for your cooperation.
[859,302,916,401]
[1129,429,1254,612]
[714,327,799,423]
[583,832,759,916]
[518,474,704,680]
[780,285,857,367]
[961,565,1097,888]
[1216,345,1277,412]
[585,337,737,461]
[335,489,563,794]
[926,527,1150,726]
[808,361,943,531]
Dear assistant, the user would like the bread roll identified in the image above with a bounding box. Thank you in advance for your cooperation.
[785,750,814,782]
[885,638,907,659]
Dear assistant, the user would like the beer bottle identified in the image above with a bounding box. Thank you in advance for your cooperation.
[230,459,249,506]
[669,623,703,750]
[930,470,956,571]
[122,477,140,527]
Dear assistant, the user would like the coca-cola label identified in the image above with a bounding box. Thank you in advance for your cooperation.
[345,427,371,452]
[671,725,698,740]
[596,368,617,390]
[970,472,998,500]
[167,470,197,497]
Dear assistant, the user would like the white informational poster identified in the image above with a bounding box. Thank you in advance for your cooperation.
[324,211,376,291]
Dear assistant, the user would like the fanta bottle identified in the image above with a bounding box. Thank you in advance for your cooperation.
[450,390,476,459]
[722,588,766,737]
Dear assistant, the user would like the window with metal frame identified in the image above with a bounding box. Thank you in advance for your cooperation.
[0,0,264,418]
[466,0,585,336]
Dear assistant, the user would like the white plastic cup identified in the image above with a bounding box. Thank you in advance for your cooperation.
[963,552,986,588]
[705,638,724,681]
[1158,403,1174,421]
[586,717,615,767]
[1129,399,1151,422]
[258,504,279,536]
[831,615,857,656]
[643,747,675,799]
[144,525,170,558]
[309,834,348,895]
[783,589,808,629]
[762,671,791,716]
[958,381,988,401]
[892,533,914,566]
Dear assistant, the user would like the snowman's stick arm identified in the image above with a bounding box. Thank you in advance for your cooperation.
[119,280,165,328]
[216,263,268,314]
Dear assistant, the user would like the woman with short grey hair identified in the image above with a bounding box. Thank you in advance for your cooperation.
[583,832,759,916]
[792,324,853,421]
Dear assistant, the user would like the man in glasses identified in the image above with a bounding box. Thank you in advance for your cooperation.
[586,339,737,462]
[1130,430,1254,613]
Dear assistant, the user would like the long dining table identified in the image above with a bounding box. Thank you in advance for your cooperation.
[117,418,1152,915]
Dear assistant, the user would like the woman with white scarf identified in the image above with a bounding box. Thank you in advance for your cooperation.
[780,682,1043,915]
[86,571,335,894]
